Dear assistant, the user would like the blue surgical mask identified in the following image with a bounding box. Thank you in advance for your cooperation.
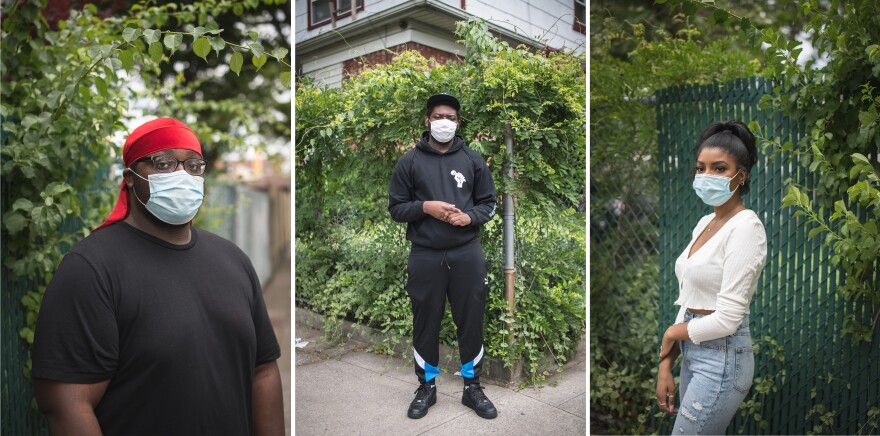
[130,169,204,225]
[692,170,742,207]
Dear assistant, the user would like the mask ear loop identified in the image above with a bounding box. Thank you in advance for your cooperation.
[125,167,150,207]
[729,169,744,193]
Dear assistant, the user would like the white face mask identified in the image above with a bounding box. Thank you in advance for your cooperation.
[430,119,457,143]
[130,169,205,225]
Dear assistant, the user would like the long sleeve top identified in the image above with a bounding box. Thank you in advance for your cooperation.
[674,209,767,344]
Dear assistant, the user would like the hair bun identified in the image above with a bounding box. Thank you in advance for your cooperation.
[694,120,759,195]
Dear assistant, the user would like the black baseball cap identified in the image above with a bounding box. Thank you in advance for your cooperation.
[426,93,460,112]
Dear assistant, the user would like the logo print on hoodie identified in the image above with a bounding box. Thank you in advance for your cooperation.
[450,170,466,188]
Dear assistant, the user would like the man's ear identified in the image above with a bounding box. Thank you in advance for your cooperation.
[425,117,431,129]
[123,168,135,190]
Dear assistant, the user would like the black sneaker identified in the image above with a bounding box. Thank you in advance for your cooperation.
[407,383,436,419]
[461,383,498,419]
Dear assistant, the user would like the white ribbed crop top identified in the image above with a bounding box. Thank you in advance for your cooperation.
[674,209,767,344]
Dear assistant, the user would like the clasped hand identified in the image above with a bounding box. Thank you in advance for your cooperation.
[423,201,471,226]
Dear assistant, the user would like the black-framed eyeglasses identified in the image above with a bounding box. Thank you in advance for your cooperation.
[135,155,207,176]
[430,113,459,122]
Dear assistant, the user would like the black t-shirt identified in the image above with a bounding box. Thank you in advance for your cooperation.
[32,222,281,435]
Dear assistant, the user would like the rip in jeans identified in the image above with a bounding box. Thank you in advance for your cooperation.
[679,402,702,424]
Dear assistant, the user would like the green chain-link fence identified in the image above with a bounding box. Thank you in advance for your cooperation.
[657,77,880,434]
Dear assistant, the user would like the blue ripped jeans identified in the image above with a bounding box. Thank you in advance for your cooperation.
[674,311,754,435]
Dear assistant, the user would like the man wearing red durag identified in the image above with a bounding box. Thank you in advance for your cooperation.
[31,118,284,435]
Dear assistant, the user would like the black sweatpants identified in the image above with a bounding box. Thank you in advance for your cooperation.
[407,238,488,385]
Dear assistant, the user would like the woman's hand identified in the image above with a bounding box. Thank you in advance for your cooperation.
[656,324,684,414]
[656,363,677,414]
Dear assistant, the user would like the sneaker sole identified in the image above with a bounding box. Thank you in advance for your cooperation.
[407,395,436,419]
[461,395,498,419]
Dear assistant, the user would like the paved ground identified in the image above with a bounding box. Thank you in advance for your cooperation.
[262,261,292,435]
[294,312,586,435]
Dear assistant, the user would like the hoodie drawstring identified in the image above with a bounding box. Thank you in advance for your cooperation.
[441,250,451,270]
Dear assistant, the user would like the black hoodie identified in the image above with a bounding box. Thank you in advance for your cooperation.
[388,132,497,250]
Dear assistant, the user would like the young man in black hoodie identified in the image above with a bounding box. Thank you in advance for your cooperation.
[388,94,499,420]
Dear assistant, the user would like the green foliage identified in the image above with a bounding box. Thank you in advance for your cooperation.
[736,336,786,433]
[486,206,585,381]
[590,254,659,434]
[1,0,289,390]
[295,18,585,383]
[858,407,880,435]
[295,221,411,344]
[295,206,585,383]
[766,0,880,341]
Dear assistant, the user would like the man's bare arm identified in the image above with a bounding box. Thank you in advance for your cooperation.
[34,378,109,436]
[253,361,284,436]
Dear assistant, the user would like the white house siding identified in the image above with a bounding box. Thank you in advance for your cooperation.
[465,0,584,53]
[299,25,465,87]
[301,61,345,87]
[295,0,583,50]
[295,0,584,87]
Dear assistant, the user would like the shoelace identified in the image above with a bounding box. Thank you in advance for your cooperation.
[413,385,433,403]
[467,385,489,404]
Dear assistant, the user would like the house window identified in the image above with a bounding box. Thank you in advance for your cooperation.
[573,0,585,34]
[309,0,364,30]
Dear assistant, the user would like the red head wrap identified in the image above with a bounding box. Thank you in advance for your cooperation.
[93,118,202,231]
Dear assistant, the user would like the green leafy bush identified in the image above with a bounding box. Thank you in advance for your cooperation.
[295,205,585,382]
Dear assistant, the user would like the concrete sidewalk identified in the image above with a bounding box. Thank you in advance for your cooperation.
[294,315,586,435]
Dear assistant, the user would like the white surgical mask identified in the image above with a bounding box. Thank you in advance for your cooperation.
[130,169,204,225]
[430,119,457,143]
[692,169,742,207]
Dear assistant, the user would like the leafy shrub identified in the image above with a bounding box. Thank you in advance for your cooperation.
[295,205,586,382]
[590,252,659,434]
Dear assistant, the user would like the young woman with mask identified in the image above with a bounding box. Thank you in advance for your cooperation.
[655,120,768,434]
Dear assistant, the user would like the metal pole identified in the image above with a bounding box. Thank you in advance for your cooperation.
[502,121,520,382]
[503,123,515,316]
